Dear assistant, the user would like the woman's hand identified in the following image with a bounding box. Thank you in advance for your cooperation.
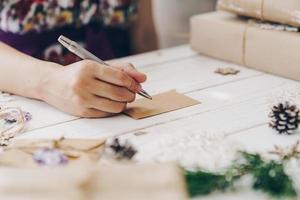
[39,60,147,117]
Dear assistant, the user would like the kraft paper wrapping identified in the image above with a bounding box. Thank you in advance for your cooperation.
[190,11,300,81]
[95,164,188,200]
[0,138,106,168]
[0,163,188,200]
[217,0,300,27]
[0,166,90,200]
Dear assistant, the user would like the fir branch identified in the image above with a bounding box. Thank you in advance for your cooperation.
[185,170,240,197]
[242,153,297,198]
[185,152,297,198]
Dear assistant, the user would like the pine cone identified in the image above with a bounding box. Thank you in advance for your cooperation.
[108,138,137,160]
[269,102,300,135]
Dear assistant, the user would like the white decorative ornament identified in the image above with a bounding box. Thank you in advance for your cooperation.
[136,132,241,171]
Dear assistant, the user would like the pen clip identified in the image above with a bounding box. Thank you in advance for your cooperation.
[58,35,78,53]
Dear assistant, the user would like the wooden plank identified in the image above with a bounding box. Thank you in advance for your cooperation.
[0,46,197,132]
[226,125,300,154]
[139,56,262,95]
[4,96,77,131]
[7,54,261,133]
[120,83,299,148]
[110,45,197,69]
[19,75,299,139]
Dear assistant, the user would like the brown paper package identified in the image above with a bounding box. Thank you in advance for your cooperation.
[190,11,300,81]
[217,0,300,27]
[0,163,188,200]
[0,138,106,168]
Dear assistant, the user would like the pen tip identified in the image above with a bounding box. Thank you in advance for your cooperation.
[140,89,152,100]
[138,89,152,100]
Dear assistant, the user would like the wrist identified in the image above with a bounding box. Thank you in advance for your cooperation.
[34,61,62,101]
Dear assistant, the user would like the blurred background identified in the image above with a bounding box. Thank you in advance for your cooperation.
[153,0,217,48]
[0,0,217,63]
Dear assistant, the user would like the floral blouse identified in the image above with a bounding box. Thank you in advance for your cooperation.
[0,0,138,64]
[0,0,137,34]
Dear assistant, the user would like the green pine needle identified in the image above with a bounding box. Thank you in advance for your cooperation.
[185,171,239,197]
[242,152,297,198]
[185,152,297,198]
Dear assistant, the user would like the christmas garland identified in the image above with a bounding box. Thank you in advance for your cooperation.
[185,151,297,199]
[183,101,300,198]
[105,137,300,199]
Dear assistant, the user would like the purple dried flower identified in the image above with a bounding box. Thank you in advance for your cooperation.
[23,111,32,122]
[33,148,68,166]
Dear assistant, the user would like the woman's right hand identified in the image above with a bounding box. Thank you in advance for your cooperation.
[39,60,147,117]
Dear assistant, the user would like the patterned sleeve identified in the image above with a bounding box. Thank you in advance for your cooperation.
[0,0,138,34]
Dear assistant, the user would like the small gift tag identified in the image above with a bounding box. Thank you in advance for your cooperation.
[124,90,200,119]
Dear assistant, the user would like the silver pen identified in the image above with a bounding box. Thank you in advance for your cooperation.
[58,35,152,100]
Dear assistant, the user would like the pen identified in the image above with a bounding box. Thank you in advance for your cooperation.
[58,35,152,100]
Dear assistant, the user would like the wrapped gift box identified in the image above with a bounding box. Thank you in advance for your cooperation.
[217,0,300,27]
[0,139,188,199]
[0,138,106,167]
[0,163,188,200]
[190,11,300,81]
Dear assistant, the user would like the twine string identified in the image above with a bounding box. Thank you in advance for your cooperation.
[242,23,249,66]
[0,107,25,141]
[260,0,265,21]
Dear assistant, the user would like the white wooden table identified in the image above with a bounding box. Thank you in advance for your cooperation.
[5,45,300,199]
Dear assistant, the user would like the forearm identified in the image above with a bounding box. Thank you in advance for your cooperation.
[0,42,60,100]
[0,42,147,117]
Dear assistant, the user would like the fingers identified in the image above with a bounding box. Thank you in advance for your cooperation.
[87,80,135,103]
[71,92,126,117]
[48,60,141,118]
[87,96,127,114]
[113,63,147,83]
[78,109,114,118]
[91,61,139,92]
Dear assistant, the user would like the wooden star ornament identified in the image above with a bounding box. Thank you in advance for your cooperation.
[214,67,240,75]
